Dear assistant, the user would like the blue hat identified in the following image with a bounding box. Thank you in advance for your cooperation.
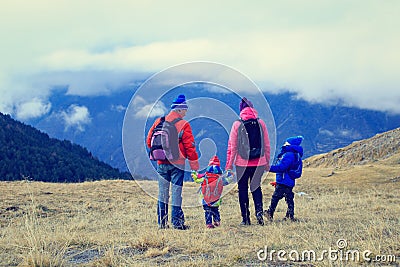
[171,94,188,110]
[284,136,304,146]
[206,165,222,174]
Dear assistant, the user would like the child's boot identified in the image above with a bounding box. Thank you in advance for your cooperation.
[256,211,264,226]
[264,209,273,222]
[284,209,297,222]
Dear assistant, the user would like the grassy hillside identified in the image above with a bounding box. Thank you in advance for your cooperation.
[306,127,400,168]
[0,153,399,266]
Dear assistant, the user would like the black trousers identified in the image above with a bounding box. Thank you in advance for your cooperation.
[236,165,265,222]
[268,184,295,218]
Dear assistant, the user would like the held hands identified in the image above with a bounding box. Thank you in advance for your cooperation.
[226,169,234,178]
[191,170,204,184]
[223,169,235,184]
[192,169,235,184]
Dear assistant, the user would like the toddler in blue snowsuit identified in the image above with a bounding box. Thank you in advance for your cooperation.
[265,136,303,221]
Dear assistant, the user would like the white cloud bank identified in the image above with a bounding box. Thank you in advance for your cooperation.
[132,96,167,119]
[61,105,91,131]
[1,0,399,116]
[15,98,51,120]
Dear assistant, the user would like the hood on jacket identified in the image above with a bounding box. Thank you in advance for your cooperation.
[281,136,304,157]
[284,136,303,146]
[239,107,258,120]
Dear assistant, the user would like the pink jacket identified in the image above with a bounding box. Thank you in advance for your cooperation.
[226,107,270,170]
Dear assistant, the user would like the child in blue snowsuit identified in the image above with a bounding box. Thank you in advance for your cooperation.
[265,136,303,221]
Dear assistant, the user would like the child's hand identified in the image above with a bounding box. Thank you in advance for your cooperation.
[224,169,235,184]
[227,169,234,178]
[191,170,204,184]
[191,170,198,180]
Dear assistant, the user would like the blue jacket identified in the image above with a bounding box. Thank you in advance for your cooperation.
[270,137,303,188]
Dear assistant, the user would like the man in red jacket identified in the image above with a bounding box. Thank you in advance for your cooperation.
[146,94,199,230]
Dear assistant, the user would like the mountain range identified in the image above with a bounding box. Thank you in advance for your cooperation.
[20,85,400,179]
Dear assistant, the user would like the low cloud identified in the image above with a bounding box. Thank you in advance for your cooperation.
[15,98,51,121]
[111,104,126,113]
[135,103,167,119]
[61,105,91,131]
[36,33,400,113]
[132,96,167,119]
[1,1,399,115]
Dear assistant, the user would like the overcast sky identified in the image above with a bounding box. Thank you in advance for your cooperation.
[1,0,399,120]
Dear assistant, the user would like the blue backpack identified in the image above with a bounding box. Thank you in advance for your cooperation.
[288,153,302,179]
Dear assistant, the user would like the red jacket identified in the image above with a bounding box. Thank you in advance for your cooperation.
[146,111,199,170]
[226,107,270,170]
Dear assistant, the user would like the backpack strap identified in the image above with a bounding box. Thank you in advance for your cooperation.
[158,116,166,125]
[170,117,182,125]
[152,116,165,134]
[292,152,300,168]
[204,178,211,199]
[170,117,183,141]
[213,175,222,196]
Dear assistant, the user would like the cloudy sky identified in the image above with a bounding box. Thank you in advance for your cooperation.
[1,0,400,121]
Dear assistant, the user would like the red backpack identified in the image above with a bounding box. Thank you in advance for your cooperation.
[202,173,223,206]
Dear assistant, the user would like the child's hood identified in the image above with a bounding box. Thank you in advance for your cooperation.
[281,136,304,157]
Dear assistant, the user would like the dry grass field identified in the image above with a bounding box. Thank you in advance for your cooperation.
[0,153,399,266]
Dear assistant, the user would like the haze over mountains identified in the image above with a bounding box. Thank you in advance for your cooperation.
[25,85,400,178]
[1,85,399,182]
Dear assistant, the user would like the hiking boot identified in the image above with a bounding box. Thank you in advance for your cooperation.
[213,221,221,227]
[283,216,298,222]
[206,224,215,229]
[173,224,190,230]
[158,224,169,230]
[239,219,251,226]
[256,216,264,226]
[264,210,273,222]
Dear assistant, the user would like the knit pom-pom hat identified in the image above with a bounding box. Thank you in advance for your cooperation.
[206,156,222,174]
[171,94,188,110]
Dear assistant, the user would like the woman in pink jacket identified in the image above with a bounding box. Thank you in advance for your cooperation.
[226,97,270,226]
